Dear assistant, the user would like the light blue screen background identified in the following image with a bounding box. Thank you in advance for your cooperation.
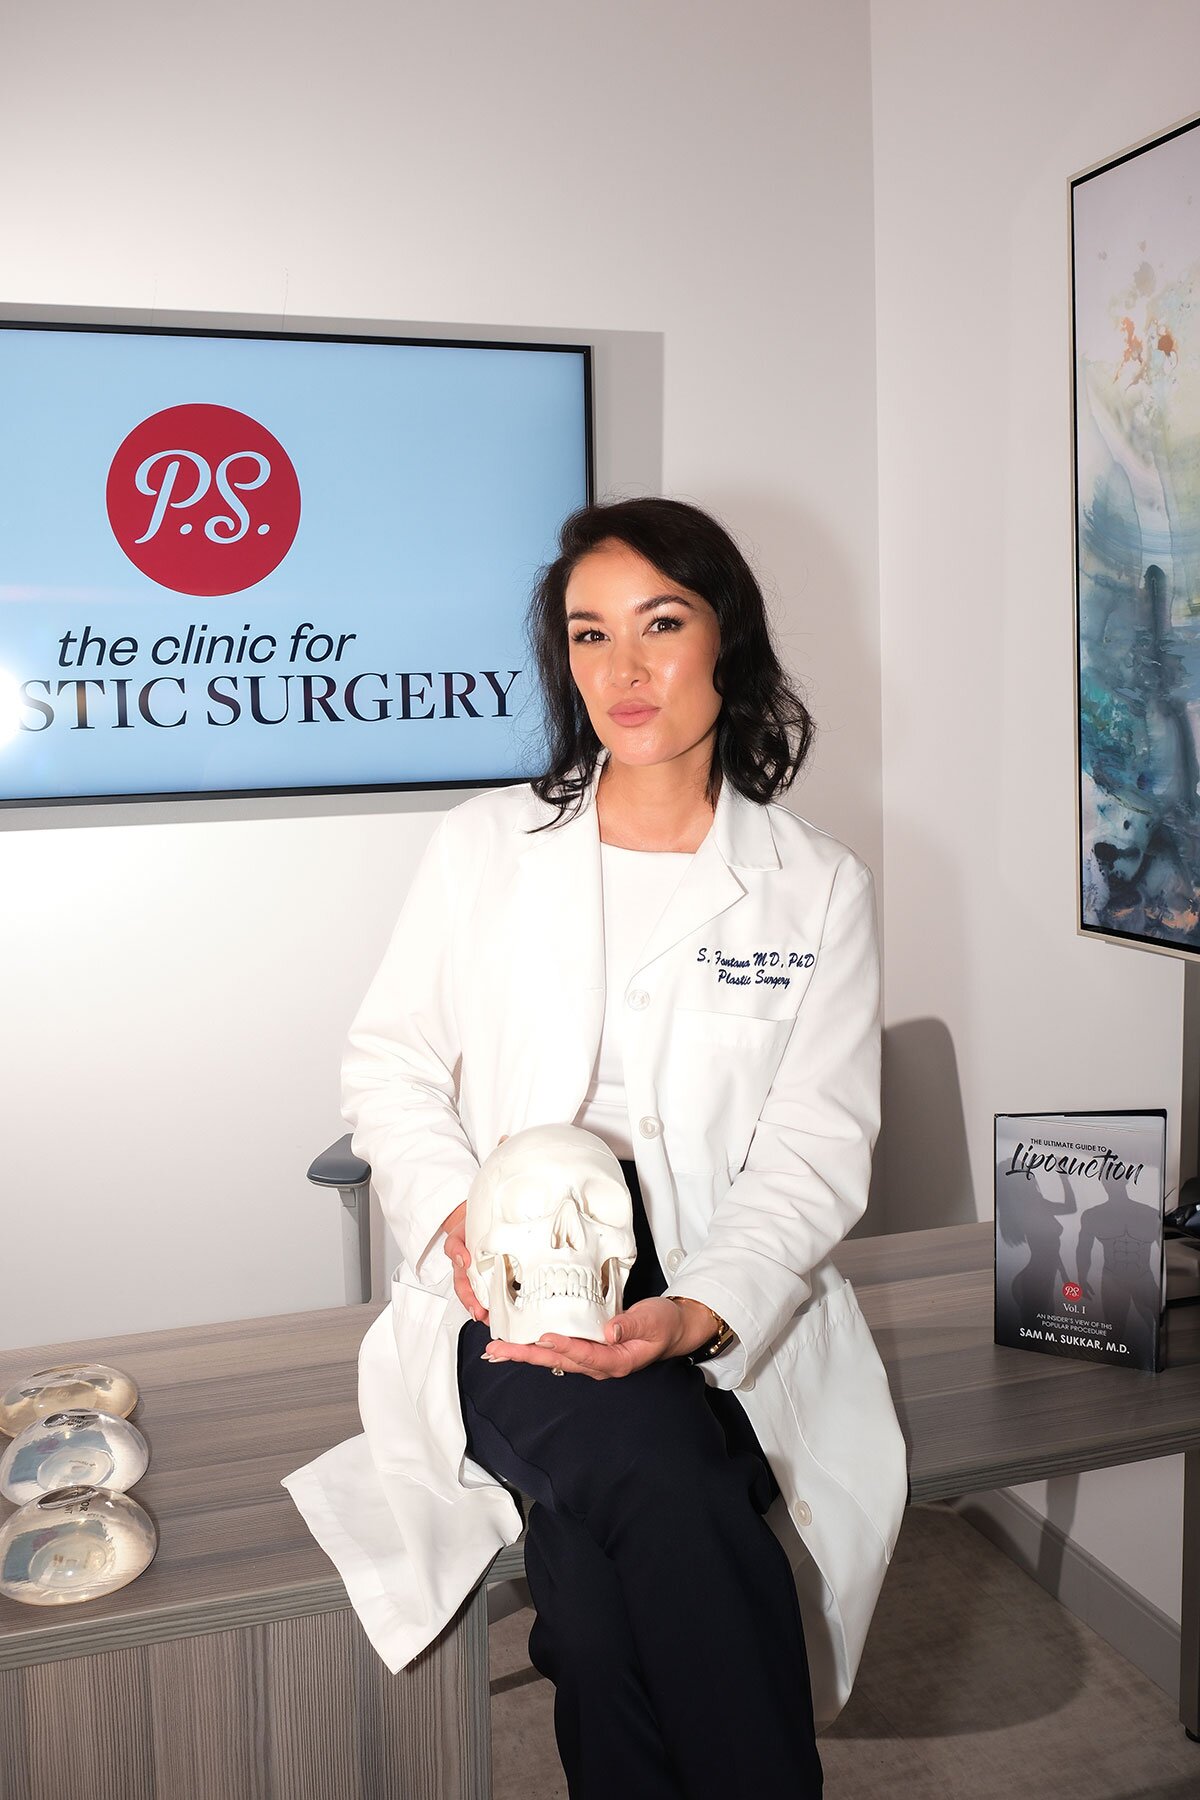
[0,326,589,801]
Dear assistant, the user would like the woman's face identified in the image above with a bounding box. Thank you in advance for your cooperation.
[564,538,722,772]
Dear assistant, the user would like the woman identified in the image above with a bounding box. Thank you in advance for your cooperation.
[296,496,907,1798]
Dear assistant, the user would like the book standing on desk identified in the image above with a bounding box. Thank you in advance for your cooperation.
[994,1110,1168,1374]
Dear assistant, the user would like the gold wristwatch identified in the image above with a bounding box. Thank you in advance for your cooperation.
[669,1297,737,1364]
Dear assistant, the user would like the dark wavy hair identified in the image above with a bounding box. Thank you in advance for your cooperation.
[524,496,815,827]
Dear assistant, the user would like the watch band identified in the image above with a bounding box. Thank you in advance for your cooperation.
[668,1297,736,1364]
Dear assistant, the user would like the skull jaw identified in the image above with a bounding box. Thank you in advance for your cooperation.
[499,1293,608,1344]
[482,1261,628,1345]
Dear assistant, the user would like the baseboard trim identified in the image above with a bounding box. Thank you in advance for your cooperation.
[940,1489,1181,1701]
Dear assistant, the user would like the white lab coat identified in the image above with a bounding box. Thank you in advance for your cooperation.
[281,754,909,1730]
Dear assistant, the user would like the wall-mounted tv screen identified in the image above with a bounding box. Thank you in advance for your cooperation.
[0,320,592,806]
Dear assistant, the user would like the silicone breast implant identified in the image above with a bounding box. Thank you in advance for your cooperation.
[0,1486,158,1605]
[0,1363,139,1437]
[0,1410,150,1504]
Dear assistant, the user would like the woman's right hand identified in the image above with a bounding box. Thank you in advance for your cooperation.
[440,1198,489,1324]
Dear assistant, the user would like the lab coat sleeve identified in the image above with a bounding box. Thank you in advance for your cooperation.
[340,813,483,1290]
[661,856,881,1388]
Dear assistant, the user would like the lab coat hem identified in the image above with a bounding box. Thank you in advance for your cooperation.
[280,1451,411,1675]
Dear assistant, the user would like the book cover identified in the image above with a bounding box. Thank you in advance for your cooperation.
[994,1110,1168,1373]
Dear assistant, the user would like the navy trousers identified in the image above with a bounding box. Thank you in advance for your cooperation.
[456,1159,823,1799]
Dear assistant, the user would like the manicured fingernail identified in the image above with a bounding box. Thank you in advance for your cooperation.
[613,1324,623,1342]
[454,1252,465,1267]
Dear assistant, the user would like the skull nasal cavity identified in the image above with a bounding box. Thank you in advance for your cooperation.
[551,1192,586,1247]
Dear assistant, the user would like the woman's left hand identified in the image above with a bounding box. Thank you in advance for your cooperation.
[480,1295,717,1379]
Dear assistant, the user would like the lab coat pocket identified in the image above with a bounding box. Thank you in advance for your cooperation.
[775,1278,908,1563]
[660,1006,791,1171]
[390,1269,452,1402]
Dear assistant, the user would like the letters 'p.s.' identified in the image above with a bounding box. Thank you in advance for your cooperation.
[465,1125,637,1343]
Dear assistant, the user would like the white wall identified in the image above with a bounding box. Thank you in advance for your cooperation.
[871,0,1199,1629]
[2,0,1188,1699]
[0,0,883,1347]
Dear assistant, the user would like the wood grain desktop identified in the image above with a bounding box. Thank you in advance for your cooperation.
[1,1221,1197,1798]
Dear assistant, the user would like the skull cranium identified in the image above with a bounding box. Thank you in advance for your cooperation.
[466,1124,637,1343]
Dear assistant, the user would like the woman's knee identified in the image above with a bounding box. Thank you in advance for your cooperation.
[525,1505,634,1681]
[563,1393,745,1524]
[527,1591,633,1689]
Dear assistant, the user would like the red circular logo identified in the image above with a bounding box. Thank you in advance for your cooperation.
[1062,1282,1083,1302]
[106,403,301,597]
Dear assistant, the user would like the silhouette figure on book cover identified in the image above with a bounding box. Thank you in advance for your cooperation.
[994,1113,1166,1372]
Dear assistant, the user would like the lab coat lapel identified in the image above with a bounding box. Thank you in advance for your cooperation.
[631,772,780,976]
[509,759,782,1107]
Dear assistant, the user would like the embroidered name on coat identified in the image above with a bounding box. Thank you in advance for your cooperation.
[694,945,816,990]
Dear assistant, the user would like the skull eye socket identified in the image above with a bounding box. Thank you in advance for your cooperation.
[580,1178,632,1227]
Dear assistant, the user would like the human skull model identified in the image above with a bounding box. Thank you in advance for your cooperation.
[466,1124,637,1343]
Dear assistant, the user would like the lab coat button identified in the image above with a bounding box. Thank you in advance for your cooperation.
[627,988,650,1010]
[795,1499,812,1526]
[638,1116,661,1139]
[665,1246,684,1273]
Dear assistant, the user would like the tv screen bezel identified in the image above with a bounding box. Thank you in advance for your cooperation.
[0,310,595,811]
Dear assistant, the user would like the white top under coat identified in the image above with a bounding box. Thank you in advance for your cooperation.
[573,841,694,1160]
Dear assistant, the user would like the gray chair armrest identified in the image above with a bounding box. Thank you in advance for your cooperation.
[307,1134,371,1189]
[308,1134,373,1305]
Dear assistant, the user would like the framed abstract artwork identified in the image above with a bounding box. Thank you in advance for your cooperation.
[1073,112,1200,958]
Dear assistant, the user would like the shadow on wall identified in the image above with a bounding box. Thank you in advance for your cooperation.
[859,1017,975,1237]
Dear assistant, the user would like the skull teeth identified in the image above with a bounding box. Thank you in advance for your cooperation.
[510,1265,604,1307]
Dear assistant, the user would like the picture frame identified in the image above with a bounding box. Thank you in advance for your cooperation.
[1072,110,1200,961]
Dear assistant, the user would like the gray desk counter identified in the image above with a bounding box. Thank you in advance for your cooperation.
[1,1221,1197,1798]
